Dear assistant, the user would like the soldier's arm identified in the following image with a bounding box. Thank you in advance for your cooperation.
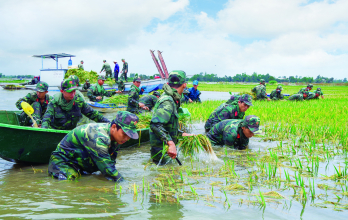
[41,102,54,129]
[101,64,106,72]
[87,87,98,102]
[81,100,110,123]
[86,137,122,181]
[150,100,175,142]
[128,90,139,106]
[15,93,33,110]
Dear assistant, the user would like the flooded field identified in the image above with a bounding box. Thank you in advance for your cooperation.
[0,86,347,219]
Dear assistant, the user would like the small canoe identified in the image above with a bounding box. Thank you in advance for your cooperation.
[0,110,149,164]
[87,101,127,113]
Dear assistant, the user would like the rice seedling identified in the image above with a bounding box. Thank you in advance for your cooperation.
[177,134,216,159]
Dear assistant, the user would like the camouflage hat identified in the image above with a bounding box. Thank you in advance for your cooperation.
[276,85,283,91]
[141,85,147,90]
[260,79,265,83]
[239,94,253,106]
[119,79,124,83]
[112,111,139,139]
[133,77,141,82]
[98,75,106,81]
[193,80,199,86]
[243,115,261,134]
[80,60,83,63]
[168,70,187,85]
[86,79,90,82]
[122,58,125,61]
[68,75,80,85]
[35,81,49,92]
[153,91,161,97]
[307,84,313,88]
[103,60,106,62]
[316,87,321,91]
[61,78,78,93]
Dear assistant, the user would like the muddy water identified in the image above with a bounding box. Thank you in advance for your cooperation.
[0,88,347,219]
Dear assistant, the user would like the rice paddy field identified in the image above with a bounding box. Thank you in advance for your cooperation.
[0,83,347,219]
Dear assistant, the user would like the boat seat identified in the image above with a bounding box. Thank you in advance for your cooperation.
[0,111,21,126]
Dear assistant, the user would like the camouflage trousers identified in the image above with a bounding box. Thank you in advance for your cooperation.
[150,146,172,165]
[105,70,112,79]
[18,102,43,126]
[48,152,84,180]
[121,72,128,82]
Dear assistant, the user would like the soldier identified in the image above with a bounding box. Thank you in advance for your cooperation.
[82,79,91,90]
[314,88,324,99]
[187,80,201,102]
[87,75,116,102]
[252,79,270,101]
[207,115,261,150]
[150,70,193,165]
[78,60,84,70]
[139,91,160,111]
[113,60,119,82]
[121,59,128,82]
[100,60,112,79]
[41,78,109,130]
[48,111,139,181]
[205,94,253,132]
[139,85,147,95]
[15,81,53,126]
[288,93,307,101]
[226,94,241,105]
[298,84,313,94]
[116,79,125,94]
[67,75,84,100]
[127,78,148,113]
[270,85,284,100]
[181,88,190,103]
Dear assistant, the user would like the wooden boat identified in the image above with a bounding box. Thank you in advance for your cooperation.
[0,110,150,164]
[87,101,127,113]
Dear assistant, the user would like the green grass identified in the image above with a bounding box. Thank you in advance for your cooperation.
[0,80,29,83]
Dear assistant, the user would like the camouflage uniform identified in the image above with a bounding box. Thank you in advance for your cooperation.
[205,94,253,132]
[226,94,240,105]
[252,84,267,100]
[101,60,112,79]
[78,60,84,70]
[117,80,125,93]
[313,88,323,99]
[150,71,186,165]
[48,111,139,181]
[181,88,190,103]
[121,60,128,82]
[298,84,313,95]
[207,115,261,150]
[127,82,141,114]
[82,79,91,90]
[15,82,52,125]
[42,79,109,130]
[87,76,116,102]
[270,85,284,100]
[288,94,304,101]
[139,95,158,111]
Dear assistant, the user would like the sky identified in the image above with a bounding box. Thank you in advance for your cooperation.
[0,0,347,79]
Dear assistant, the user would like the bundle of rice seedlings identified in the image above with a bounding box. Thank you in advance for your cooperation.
[177,134,216,159]
[136,114,152,129]
[64,69,98,83]
[178,114,191,133]
[101,94,144,105]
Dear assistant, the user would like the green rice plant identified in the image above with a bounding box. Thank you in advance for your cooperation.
[177,134,215,158]
[256,189,266,207]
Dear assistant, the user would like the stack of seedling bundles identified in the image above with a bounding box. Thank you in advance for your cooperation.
[64,69,98,83]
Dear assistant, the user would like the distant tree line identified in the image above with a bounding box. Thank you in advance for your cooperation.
[188,72,347,83]
[0,74,34,79]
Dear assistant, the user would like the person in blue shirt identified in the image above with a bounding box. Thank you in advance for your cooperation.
[113,61,120,82]
[188,80,201,102]
[139,85,147,95]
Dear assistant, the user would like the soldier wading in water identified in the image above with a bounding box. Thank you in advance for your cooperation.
[150,70,193,165]
[48,111,139,181]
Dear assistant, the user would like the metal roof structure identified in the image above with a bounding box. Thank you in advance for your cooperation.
[32,53,75,60]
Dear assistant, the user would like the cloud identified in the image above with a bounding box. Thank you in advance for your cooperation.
[0,0,347,79]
